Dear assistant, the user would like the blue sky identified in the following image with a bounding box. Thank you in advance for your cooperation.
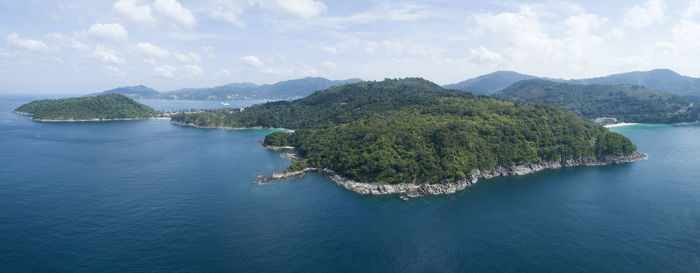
[1,0,699,94]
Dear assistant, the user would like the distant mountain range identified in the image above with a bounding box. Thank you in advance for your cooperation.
[442,71,538,95]
[444,69,700,102]
[94,85,161,99]
[493,79,699,123]
[90,77,362,100]
[91,69,700,103]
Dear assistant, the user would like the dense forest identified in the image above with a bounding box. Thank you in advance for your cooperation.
[569,69,700,103]
[173,78,637,184]
[494,79,700,123]
[15,94,156,120]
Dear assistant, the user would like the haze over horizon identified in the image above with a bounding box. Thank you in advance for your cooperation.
[2,0,700,94]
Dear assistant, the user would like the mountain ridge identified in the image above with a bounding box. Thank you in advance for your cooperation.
[90,77,362,100]
[445,69,700,102]
[493,79,699,123]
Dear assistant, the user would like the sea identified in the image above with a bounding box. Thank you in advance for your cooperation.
[1,96,698,272]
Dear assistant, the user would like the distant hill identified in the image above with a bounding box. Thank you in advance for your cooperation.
[447,69,700,102]
[15,94,156,121]
[164,77,362,100]
[493,79,699,123]
[443,71,537,95]
[89,77,362,100]
[91,85,161,99]
[570,69,700,102]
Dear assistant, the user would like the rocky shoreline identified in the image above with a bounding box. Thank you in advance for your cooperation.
[171,121,294,132]
[260,142,295,151]
[12,110,167,122]
[257,152,647,198]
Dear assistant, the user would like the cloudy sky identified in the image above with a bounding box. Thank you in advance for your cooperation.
[1,0,699,94]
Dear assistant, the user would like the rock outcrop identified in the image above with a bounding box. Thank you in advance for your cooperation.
[258,152,647,197]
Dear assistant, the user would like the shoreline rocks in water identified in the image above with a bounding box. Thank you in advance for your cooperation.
[261,144,296,151]
[280,153,301,160]
[258,152,647,198]
[171,121,295,133]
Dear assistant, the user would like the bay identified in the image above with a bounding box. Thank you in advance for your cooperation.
[1,97,698,272]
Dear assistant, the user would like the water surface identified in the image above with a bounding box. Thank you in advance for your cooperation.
[1,98,698,272]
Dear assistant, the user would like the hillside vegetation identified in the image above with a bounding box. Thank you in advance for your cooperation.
[173,78,638,184]
[15,94,156,120]
[494,79,699,123]
[570,69,700,102]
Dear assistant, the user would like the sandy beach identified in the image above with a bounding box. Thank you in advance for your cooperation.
[604,122,640,128]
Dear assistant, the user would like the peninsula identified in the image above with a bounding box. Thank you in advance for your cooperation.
[14,94,157,121]
[173,78,645,196]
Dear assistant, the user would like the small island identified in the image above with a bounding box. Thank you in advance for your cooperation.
[173,78,646,197]
[14,94,158,121]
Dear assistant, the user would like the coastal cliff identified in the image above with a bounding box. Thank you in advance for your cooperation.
[258,152,647,197]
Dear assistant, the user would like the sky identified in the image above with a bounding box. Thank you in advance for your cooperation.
[1,0,700,94]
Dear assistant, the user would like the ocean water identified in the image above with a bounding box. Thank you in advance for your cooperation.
[1,96,699,272]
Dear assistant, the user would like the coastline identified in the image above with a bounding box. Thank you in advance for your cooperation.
[604,122,640,128]
[11,111,169,122]
[259,152,648,198]
[32,117,169,122]
[171,120,295,132]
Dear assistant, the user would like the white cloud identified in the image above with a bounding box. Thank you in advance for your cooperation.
[622,0,665,29]
[215,68,231,77]
[182,64,204,77]
[209,0,327,27]
[263,0,327,18]
[240,55,265,67]
[323,3,432,28]
[321,61,338,69]
[134,42,170,59]
[468,46,503,65]
[93,46,125,64]
[565,13,604,36]
[102,65,126,76]
[87,23,129,42]
[322,46,337,54]
[154,65,175,77]
[648,42,679,58]
[210,3,246,27]
[684,0,700,18]
[474,6,558,61]
[69,39,91,51]
[202,45,215,58]
[153,64,203,78]
[48,33,91,51]
[6,32,51,53]
[153,0,196,28]
[174,52,201,63]
[114,0,156,25]
[472,6,608,77]
[672,19,700,47]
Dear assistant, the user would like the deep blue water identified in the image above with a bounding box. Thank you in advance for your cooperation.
[1,97,699,272]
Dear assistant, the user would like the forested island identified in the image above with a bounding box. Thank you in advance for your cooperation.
[493,79,699,123]
[14,94,157,121]
[172,78,644,195]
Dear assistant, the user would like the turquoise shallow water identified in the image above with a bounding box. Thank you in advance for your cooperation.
[0,97,699,272]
